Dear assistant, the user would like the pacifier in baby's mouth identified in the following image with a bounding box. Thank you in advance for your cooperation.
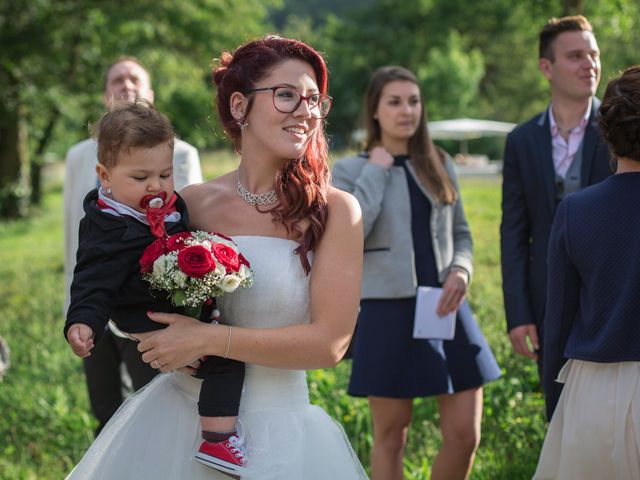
[148,197,164,208]
[140,191,168,210]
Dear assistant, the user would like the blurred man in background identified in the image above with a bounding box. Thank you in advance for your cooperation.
[63,56,203,434]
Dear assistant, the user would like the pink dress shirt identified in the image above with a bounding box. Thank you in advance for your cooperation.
[548,104,591,178]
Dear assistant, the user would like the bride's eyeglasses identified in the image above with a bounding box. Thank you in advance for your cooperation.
[244,85,332,119]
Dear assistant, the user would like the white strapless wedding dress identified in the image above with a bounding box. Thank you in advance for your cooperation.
[67,236,367,479]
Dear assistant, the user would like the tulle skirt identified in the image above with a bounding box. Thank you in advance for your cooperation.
[534,359,640,479]
[67,367,367,479]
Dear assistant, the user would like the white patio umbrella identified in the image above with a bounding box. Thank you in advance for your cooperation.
[428,118,516,154]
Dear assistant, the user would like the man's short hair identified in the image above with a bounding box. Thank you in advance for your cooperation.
[102,56,150,91]
[93,101,174,168]
[539,15,593,61]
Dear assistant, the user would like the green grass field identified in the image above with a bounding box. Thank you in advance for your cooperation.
[0,152,546,479]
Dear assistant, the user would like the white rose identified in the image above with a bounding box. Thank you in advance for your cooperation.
[152,256,168,277]
[238,264,251,280]
[172,270,187,288]
[213,261,226,277]
[221,275,241,292]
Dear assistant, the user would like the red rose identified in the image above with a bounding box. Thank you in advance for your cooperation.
[211,242,240,272]
[139,238,167,273]
[166,232,192,252]
[177,245,216,278]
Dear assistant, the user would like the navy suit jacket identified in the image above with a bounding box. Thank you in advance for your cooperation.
[500,98,612,334]
[544,173,640,418]
[64,190,191,343]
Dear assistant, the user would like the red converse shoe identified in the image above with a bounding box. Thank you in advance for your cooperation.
[194,435,247,474]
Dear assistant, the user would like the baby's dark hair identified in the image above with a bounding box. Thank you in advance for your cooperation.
[93,101,174,168]
[599,65,640,162]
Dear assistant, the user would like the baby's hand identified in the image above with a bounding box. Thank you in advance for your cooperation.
[66,324,95,358]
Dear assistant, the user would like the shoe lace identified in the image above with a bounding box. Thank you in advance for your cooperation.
[226,435,247,462]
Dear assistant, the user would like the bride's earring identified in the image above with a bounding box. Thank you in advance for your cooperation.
[232,110,248,130]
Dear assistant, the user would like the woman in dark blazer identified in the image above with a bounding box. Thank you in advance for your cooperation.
[534,66,640,479]
[333,66,500,480]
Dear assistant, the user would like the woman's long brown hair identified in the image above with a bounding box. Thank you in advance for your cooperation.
[363,66,456,204]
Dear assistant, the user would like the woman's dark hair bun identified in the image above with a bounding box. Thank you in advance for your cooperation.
[599,65,640,162]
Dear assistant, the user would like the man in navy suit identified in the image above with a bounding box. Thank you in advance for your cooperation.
[500,15,611,414]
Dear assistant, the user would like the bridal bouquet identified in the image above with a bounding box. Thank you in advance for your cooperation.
[139,231,253,316]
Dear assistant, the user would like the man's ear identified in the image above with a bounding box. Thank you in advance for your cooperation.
[539,57,553,82]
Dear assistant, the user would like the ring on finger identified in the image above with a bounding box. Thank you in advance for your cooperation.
[153,359,161,369]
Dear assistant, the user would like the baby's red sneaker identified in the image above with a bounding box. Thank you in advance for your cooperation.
[194,435,247,474]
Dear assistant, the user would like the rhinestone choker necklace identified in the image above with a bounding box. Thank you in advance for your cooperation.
[237,172,277,206]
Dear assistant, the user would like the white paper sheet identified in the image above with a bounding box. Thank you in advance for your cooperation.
[413,286,456,340]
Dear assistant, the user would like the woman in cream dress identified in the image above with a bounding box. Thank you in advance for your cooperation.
[534,65,640,479]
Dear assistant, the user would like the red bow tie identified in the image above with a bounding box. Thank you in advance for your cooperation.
[144,193,178,239]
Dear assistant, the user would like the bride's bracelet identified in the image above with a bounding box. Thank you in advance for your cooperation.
[224,324,232,359]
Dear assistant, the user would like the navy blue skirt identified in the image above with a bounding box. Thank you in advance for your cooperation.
[348,298,501,398]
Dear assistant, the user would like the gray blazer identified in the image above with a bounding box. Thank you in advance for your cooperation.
[332,154,473,299]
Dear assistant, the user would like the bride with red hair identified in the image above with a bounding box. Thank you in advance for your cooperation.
[67,36,366,479]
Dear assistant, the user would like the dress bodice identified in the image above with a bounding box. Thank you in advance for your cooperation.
[172,236,314,412]
[217,236,312,329]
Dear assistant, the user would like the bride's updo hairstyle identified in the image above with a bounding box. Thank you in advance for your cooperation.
[212,35,330,274]
[599,65,640,163]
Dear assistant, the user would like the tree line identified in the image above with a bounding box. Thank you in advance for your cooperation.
[2,0,638,217]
